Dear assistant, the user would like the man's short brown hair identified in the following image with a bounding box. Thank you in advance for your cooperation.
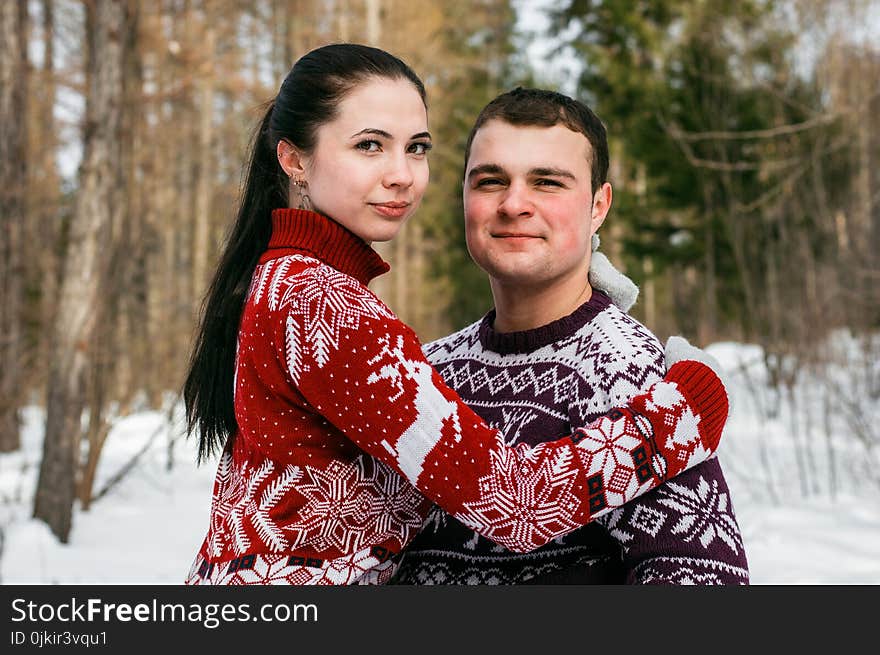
[464,87,609,194]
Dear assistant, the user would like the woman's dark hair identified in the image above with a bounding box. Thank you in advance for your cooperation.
[184,43,427,463]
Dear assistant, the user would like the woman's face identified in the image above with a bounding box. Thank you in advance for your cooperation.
[298,76,431,243]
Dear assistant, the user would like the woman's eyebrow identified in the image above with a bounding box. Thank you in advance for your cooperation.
[350,128,393,139]
[349,129,432,141]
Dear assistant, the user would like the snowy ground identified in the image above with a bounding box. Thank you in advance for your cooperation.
[1,340,878,584]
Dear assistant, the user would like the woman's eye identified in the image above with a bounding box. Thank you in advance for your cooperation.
[408,142,432,155]
[356,140,382,152]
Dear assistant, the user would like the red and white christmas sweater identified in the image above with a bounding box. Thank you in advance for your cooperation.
[186,208,729,585]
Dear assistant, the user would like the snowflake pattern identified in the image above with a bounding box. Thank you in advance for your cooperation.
[457,440,582,551]
[285,456,427,554]
[259,256,394,381]
[573,414,645,505]
[656,476,744,554]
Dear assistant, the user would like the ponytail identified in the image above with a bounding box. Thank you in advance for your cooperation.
[183,102,286,463]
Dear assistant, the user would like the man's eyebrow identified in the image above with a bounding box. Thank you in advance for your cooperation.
[529,167,576,180]
[467,163,506,181]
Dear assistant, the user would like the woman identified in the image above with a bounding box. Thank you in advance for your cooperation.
[184,43,729,585]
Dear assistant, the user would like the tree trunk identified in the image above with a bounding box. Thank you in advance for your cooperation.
[0,0,29,453]
[147,23,177,404]
[34,0,127,542]
[33,0,61,394]
[80,2,140,510]
[116,1,146,405]
[192,22,215,307]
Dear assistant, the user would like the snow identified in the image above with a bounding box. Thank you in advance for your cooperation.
[1,340,878,584]
[0,406,215,584]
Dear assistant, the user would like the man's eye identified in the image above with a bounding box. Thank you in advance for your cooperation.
[536,179,563,187]
[409,142,432,155]
[356,140,382,152]
[476,178,503,187]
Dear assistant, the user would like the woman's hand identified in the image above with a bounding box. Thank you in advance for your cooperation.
[665,335,733,418]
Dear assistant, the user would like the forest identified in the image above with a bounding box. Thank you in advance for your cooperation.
[0,0,877,553]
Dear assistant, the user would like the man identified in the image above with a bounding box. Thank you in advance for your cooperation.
[391,87,749,584]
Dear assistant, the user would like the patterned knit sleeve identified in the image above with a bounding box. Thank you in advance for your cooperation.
[279,264,730,554]
[598,457,750,584]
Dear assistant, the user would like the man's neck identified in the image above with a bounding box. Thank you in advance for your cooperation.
[490,274,594,333]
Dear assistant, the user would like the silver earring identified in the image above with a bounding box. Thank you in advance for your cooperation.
[292,177,312,212]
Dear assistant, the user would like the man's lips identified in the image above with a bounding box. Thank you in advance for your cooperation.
[492,232,542,238]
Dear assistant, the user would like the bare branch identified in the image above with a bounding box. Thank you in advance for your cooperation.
[90,398,182,504]
[660,117,857,173]
[730,163,810,213]
[667,112,840,141]
[663,86,880,143]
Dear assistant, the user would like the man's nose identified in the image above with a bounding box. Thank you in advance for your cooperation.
[497,181,534,218]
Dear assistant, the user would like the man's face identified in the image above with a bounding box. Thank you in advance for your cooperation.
[463,119,610,291]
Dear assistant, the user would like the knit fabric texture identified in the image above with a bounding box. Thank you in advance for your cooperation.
[186,209,732,585]
[391,293,749,584]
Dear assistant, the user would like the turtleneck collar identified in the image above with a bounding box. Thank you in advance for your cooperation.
[478,289,612,354]
[262,208,390,286]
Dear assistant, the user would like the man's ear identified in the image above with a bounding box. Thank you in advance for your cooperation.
[590,182,612,234]
[277,139,306,179]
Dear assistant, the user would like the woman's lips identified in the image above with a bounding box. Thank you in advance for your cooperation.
[370,201,410,218]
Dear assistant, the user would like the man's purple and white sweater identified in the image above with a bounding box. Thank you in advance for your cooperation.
[391,290,750,585]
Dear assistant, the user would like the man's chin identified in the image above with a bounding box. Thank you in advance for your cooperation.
[483,264,548,287]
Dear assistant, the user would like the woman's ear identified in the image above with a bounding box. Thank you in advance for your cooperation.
[277,140,306,179]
